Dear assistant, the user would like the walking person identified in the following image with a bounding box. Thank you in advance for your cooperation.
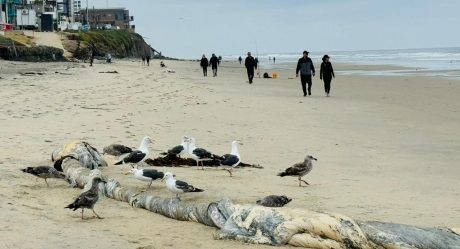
[296,51,315,97]
[146,54,151,66]
[89,47,95,67]
[320,55,335,97]
[209,53,219,77]
[238,56,242,64]
[200,54,209,77]
[245,52,256,84]
[273,56,276,63]
[141,55,145,66]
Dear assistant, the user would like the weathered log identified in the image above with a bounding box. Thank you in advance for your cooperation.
[52,140,107,170]
[145,154,263,169]
[58,141,460,249]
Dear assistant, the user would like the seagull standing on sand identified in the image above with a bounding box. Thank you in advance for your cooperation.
[114,136,152,168]
[21,166,70,187]
[65,177,106,219]
[277,155,318,186]
[187,138,214,170]
[162,172,204,200]
[161,135,189,158]
[220,140,242,177]
[127,168,164,188]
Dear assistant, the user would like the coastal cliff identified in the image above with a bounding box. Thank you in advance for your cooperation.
[0,30,158,61]
[62,30,155,60]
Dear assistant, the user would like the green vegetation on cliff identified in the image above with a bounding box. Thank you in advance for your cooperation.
[62,30,152,59]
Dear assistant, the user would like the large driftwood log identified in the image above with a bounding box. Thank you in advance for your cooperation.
[57,141,460,249]
[52,140,107,170]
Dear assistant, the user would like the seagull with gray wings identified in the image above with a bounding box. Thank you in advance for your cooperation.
[277,155,318,186]
[162,172,204,200]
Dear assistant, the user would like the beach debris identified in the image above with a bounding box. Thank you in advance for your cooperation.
[52,141,107,170]
[99,70,119,74]
[277,155,317,186]
[163,172,204,200]
[103,144,133,156]
[21,166,70,187]
[65,177,106,219]
[219,140,242,177]
[57,151,460,248]
[256,195,292,207]
[114,136,152,168]
[126,168,164,189]
[159,135,189,158]
[144,154,262,168]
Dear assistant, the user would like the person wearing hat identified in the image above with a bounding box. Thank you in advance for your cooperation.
[296,51,316,96]
[320,55,335,97]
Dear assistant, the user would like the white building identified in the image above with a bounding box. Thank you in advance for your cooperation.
[73,0,81,16]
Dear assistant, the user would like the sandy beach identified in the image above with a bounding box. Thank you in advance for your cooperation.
[0,59,459,248]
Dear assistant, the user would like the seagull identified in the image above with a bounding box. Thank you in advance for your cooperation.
[277,155,318,186]
[65,177,106,219]
[103,144,133,156]
[256,195,292,207]
[160,135,189,158]
[126,168,164,188]
[220,140,242,177]
[162,172,204,200]
[187,137,214,170]
[114,136,152,168]
[21,166,70,187]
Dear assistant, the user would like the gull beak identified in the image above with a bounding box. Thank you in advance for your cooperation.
[312,157,318,161]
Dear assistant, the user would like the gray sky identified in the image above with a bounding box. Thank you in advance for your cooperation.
[88,0,460,58]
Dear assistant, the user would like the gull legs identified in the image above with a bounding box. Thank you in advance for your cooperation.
[298,176,310,187]
[225,169,233,177]
[80,208,103,219]
[92,208,103,219]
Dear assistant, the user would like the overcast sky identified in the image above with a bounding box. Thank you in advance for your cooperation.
[88,0,460,58]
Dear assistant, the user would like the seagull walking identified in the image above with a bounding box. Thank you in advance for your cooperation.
[127,168,164,188]
[277,155,318,186]
[187,138,214,170]
[65,177,106,219]
[220,140,242,176]
[162,172,204,200]
[21,166,69,187]
[114,136,152,168]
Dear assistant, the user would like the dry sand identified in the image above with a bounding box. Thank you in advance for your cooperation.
[0,59,459,248]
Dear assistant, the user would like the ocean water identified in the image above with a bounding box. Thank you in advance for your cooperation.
[226,47,460,77]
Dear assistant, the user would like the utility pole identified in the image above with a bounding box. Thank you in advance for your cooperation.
[0,0,3,24]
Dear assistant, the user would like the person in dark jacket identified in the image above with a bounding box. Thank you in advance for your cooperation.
[238,56,242,64]
[320,55,335,97]
[245,52,256,84]
[296,51,315,96]
[209,53,219,77]
[200,54,209,76]
[89,47,95,67]
[146,54,151,66]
